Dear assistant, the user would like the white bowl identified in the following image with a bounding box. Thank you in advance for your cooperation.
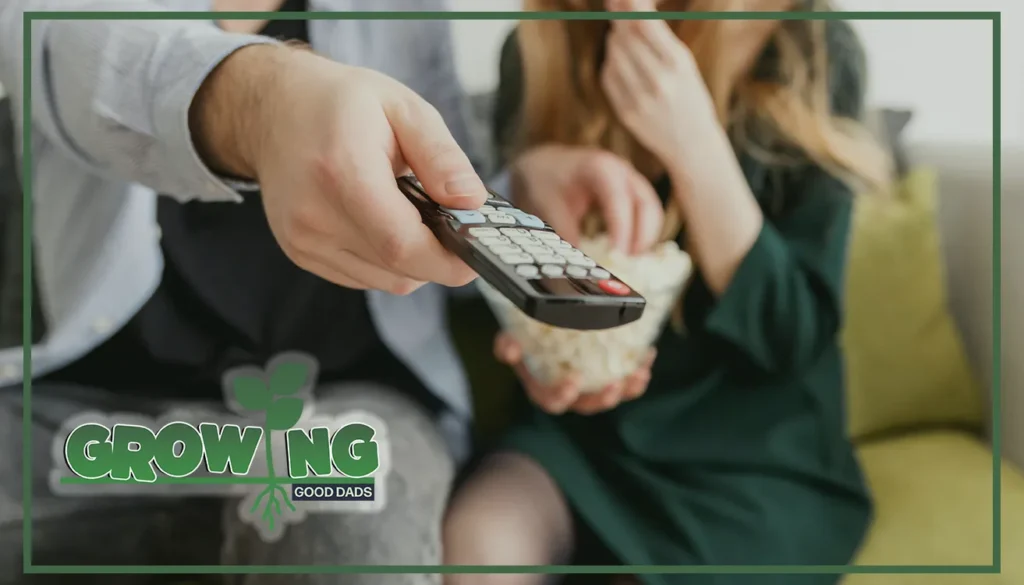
[478,235,692,393]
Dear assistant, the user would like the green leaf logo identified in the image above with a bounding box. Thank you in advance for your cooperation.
[232,376,271,411]
[266,396,304,431]
[227,354,315,535]
[269,362,308,396]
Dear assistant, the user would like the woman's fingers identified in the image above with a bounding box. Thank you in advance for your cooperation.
[628,171,665,254]
[571,381,625,415]
[623,348,658,400]
[608,25,665,92]
[493,332,523,365]
[606,30,659,93]
[543,196,584,249]
[528,373,582,415]
[628,19,687,67]
[622,368,652,401]
[496,333,583,415]
[499,333,658,415]
[568,348,658,414]
[600,43,634,114]
[508,357,562,412]
[607,0,686,66]
[640,347,659,370]
[580,154,635,254]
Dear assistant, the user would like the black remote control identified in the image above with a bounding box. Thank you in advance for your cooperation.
[397,175,646,331]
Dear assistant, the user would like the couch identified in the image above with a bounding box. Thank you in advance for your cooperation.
[840,141,1024,583]
[452,93,1024,582]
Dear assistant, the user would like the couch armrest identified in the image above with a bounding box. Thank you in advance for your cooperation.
[917,142,1024,470]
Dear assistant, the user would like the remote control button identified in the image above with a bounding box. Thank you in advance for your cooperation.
[489,244,522,256]
[522,245,553,256]
[500,253,534,265]
[488,213,517,225]
[540,264,564,277]
[566,266,589,279]
[516,265,540,278]
[479,205,497,213]
[590,268,611,279]
[510,239,540,250]
[444,209,487,225]
[552,239,573,249]
[556,248,585,258]
[532,230,560,241]
[500,228,528,237]
[511,237,540,247]
[535,254,566,265]
[478,236,511,246]
[469,227,500,237]
[598,279,631,296]
[510,212,545,229]
[567,256,597,268]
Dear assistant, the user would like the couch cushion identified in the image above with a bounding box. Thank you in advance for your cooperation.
[846,431,1024,583]
[842,167,984,440]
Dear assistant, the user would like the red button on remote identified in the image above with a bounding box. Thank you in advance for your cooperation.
[598,279,631,296]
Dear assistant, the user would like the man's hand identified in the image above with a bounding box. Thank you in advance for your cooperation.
[511,144,664,256]
[494,333,656,416]
[191,44,488,294]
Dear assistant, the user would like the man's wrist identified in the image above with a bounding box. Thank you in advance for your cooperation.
[189,43,292,181]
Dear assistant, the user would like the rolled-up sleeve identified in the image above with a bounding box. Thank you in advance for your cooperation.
[0,1,274,202]
[703,169,854,374]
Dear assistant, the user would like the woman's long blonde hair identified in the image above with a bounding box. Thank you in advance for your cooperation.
[515,0,892,241]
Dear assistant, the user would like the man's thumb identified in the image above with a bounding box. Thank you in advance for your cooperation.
[385,96,488,210]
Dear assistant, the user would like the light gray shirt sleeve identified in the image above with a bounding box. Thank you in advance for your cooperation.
[0,0,274,202]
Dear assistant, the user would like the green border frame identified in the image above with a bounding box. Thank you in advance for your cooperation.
[20,9,1002,577]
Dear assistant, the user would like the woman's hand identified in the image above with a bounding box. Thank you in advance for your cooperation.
[601,0,765,295]
[601,0,722,169]
[494,333,657,415]
[511,144,664,255]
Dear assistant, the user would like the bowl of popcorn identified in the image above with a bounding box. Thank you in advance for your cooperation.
[478,233,693,393]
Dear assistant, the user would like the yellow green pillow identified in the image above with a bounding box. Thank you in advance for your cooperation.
[842,168,985,441]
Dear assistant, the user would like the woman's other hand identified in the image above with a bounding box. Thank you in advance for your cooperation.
[511,145,663,256]
[601,0,721,168]
[602,0,766,294]
[494,333,657,415]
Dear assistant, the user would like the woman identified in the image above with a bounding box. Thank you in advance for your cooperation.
[443,0,892,583]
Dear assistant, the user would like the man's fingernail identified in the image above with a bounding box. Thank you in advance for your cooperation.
[445,176,485,197]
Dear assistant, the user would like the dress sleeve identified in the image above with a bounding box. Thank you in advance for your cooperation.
[702,171,853,374]
[702,20,867,374]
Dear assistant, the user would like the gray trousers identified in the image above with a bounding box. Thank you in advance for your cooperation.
[0,382,455,585]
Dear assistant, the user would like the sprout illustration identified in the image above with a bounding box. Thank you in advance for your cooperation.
[231,360,308,531]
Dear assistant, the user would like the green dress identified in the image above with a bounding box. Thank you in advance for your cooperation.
[492,23,873,585]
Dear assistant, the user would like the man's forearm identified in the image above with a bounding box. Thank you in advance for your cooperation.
[190,43,291,181]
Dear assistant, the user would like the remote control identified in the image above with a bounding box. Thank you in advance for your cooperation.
[397,175,646,330]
